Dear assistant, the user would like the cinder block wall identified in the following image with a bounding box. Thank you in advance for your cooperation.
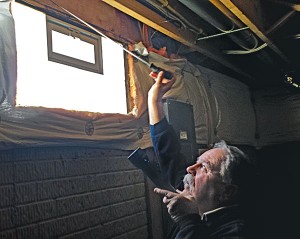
[0,147,150,239]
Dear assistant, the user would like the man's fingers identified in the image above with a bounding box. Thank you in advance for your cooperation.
[149,71,164,81]
[163,196,171,204]
[149,71,158,79]
[154,187,177,198]
[150,70,176,87]
[154,187,169,195]
[156,71,164,84]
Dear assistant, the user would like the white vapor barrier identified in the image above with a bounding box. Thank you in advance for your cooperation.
[0,98,153,150]
[137,53,216,145]
[0,18,257,150]
[197,66,256,145]
[135,53,256,146]
[253,88,300,147]
[0,1,17,106]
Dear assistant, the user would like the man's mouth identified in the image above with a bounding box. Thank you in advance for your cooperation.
[183,174,195,192]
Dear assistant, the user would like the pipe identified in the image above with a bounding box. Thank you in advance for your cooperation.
[142,0,205,35]
[178,0,258,51]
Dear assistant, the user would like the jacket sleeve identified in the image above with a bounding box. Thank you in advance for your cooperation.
[150,117,188,189]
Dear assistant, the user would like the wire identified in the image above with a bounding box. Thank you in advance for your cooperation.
[288,34,300,39]
[224,43,268,55]
[197,27,249,40]
[144,0,204,35]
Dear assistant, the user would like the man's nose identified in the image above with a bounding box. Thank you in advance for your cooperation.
[186,164,197,176]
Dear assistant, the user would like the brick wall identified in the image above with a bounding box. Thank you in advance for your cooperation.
[0,147,153,239]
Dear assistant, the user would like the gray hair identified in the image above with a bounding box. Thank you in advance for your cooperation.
[213,140,255,189]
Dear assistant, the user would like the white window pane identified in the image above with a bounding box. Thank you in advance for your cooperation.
[52,30,95,64]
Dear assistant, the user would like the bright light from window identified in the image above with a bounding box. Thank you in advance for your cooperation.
[52,30,95,64]
[12,2,128,114]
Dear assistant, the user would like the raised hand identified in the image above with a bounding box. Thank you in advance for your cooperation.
[154,187,199,222]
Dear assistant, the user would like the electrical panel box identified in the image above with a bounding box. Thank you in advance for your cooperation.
[163,99,197,165]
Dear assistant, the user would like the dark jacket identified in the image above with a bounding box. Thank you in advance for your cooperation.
[149,117,188,190]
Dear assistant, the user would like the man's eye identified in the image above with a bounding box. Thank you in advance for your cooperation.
[201,164,208,172]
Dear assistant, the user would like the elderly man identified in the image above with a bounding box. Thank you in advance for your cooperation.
[148,71,261,238]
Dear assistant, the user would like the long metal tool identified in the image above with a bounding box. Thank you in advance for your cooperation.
[50,0,173,79]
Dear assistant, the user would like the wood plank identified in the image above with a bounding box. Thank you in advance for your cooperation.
[102,0,252,78]
[217,0,290,63]
[103,0,198,46]
[209,0,245,28]
[16,0,141,43]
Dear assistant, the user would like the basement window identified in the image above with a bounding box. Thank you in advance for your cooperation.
[12,2,128,114]
[46,16,103,74]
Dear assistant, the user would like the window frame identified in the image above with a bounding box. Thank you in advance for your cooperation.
[46,16,103,74]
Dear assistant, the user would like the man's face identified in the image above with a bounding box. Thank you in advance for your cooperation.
[186,148,227,210]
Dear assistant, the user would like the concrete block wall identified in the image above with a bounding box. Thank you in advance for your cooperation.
[0,147,150,239]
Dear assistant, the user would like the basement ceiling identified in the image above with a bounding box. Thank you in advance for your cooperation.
[16,0,300,90]
[102,0,300,90]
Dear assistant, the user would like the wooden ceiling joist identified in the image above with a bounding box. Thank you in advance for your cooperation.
[215,0,290,64]
[102,0,252,78]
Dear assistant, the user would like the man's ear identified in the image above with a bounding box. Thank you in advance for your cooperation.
[220,184,239,202]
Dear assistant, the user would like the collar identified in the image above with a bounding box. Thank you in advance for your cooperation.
[201,204,239,221]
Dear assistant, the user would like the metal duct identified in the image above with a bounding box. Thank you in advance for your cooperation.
[178,0,257,51]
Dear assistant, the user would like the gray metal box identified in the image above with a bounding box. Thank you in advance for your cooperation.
[163,99,197,164]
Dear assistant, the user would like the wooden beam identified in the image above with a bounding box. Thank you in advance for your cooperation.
[209,0,245,28]
[16,0,142,43]
[216,0,290,63]
[102,0,252,78]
